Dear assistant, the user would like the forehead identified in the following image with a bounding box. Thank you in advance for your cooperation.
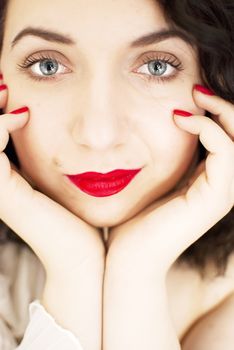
[5,0,168,50]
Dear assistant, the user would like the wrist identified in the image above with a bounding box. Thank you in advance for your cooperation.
[42,258,105,350]
[104,254,180,350]
[45,241,106,280]
[106,247,168,281]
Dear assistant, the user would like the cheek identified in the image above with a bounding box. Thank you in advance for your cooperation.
[8,85,68,139]
[131,101,198,174]
[2,73,69,121]
[146,127,198,193]
[147,120,198,167]
[10,103,65,170]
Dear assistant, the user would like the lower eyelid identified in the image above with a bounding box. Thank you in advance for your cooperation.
[136,61,174,76]
[17,59,72,81]
[18,56,182,83]
[133,62,180,83]
[30,61,68,76]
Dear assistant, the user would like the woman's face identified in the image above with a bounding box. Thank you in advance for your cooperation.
[0,0,204,227]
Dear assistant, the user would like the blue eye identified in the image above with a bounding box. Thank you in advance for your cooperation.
[17,52,70,81]
[135,53,184,83]
[148,60,168,76]
[32,58,68,79]
[39,59,59,76]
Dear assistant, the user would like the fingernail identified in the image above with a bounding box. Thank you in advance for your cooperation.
[9,106,29,114]
[194,84,215,96]
[0,84,7,91]
[173,109,193,117]
[0,73,3,80]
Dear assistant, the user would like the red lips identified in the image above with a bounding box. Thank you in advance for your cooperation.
[65,168,142,197]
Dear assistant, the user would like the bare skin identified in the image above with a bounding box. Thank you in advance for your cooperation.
[0,0,233,349]
[0,83,105,350]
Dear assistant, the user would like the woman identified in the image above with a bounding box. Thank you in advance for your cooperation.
[0,0,233,349]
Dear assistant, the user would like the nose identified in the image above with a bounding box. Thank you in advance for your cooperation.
[72,76,129,151]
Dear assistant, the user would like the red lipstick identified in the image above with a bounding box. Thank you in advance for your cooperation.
[65,168,142,197]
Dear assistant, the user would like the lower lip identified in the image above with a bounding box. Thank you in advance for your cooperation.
[65,169,142,197]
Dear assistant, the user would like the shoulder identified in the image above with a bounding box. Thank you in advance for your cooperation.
[181,291,234,349]
[170,252,234,349]
[200,252,234,313]
[166,252,234,340]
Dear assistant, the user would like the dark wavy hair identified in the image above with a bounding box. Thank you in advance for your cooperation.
[0,0,233,279]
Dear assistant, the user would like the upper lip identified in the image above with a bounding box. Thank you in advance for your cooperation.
[66,168,142,180]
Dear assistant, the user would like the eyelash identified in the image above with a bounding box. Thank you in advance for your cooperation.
[17,52,68,82]
[17,52,184,83]
[136,53,184,83]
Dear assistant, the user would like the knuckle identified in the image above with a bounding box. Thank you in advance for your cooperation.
[222,138,233,153]
[228,143,234,158]
[0,93,7,109]
[212,99,222,113]
[213,193,233,218]
[0,125,9,150]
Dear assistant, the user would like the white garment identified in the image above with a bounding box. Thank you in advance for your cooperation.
[0,223,84,349]
[16,301,83,349]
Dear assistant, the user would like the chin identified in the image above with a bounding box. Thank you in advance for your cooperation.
[73,199,142,228]
[78,210,131,229]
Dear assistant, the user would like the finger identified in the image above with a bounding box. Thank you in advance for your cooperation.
[174,114,234,203]
[193,86,234,140]
[0,111,28,149]
[0,83,7,110]
[187,160,206,186]
[0,109,29,183]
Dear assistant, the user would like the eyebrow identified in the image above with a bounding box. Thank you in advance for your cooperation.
[11,26,193,50]
[11,27,76,49]
[130,28,193,48]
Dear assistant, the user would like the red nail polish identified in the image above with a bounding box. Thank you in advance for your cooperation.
[0,73,3,80]
[9,106,29,114]
[0,84,7,91]
[194,84,215,96]
[173,109,193,117]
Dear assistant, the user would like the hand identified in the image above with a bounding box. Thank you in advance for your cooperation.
[0,75,105,350]
[102,88,233,350]
[0,78,105,273]
[106,86,234,275]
